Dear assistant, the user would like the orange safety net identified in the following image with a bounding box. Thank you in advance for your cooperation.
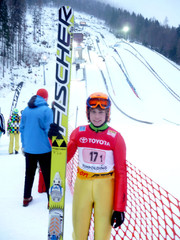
[66,154,180,239]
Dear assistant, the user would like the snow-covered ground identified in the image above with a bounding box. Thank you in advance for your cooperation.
[0,6,180,240]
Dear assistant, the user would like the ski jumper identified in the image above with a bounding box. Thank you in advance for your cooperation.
[67,125,127,240]
[7,113,21,154]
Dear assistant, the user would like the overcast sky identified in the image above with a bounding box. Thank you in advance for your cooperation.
[98,0,180,27]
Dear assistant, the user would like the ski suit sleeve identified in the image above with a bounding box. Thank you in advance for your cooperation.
[113,133,127,212]
[67,128,78,163]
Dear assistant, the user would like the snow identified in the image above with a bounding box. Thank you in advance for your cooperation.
[0,6,180,240]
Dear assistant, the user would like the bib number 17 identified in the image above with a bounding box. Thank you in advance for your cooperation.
[83,149,106,164]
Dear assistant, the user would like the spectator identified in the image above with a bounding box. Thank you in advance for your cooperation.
[20,88,53,207]
[0,110,5,137]
[7,108,20,154]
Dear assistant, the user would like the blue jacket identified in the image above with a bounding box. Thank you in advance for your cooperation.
[20,95,53,154]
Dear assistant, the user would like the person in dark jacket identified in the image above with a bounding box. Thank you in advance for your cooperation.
[20,88,53,207]
[0,110,5,137]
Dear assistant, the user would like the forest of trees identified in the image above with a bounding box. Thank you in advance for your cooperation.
[0,0,44,77]
[0,0,180,77]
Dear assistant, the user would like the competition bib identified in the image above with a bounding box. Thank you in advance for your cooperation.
[83,149,106,164]
[78,147,114,174]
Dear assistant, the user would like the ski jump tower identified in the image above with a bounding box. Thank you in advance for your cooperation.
[73,32,85,69]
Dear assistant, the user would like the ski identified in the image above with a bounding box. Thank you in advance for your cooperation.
[48,6,74,240]
[9,81,23,116]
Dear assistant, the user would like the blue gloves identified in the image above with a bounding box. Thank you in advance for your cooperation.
[111,211,125,228]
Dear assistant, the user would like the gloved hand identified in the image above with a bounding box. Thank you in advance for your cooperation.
[48,123,62,139]
[111,211,125,228]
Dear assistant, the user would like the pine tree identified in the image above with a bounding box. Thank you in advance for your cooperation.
[0,0,10,76]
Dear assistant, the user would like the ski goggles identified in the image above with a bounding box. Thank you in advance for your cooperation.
[87,97,111,109]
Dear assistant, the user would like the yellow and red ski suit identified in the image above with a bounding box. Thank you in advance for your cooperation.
[67,125,127,240]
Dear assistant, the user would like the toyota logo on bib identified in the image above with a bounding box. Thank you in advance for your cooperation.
[80,137,88,143]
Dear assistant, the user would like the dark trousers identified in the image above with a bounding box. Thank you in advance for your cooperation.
[23,152,51,200]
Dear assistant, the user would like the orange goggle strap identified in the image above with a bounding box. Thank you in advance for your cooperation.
[87,97,111,109]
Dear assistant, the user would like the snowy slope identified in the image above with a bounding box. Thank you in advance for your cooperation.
[0,6,180,240]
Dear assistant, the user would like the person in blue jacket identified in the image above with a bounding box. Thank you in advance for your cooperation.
[20,88,53,207]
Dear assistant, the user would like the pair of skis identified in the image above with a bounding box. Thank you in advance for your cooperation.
[48,6,74,240]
